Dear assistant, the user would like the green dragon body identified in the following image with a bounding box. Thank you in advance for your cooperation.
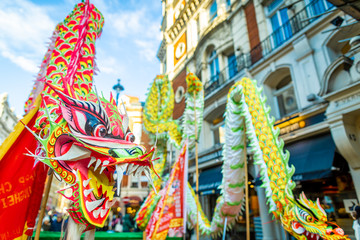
[139,75,349,240]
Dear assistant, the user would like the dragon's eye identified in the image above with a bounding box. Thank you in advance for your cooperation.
[306,215,313,222]
[93,124,107,137]
[125,132,135,142]
[299,209,313,222]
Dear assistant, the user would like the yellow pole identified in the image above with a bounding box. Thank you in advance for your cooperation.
[35,171,53,240]
[193,91,199,240]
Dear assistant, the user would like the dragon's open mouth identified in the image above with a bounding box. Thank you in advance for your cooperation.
[53,135,156,227]
[292,221,322,240]
[291,221,348,240]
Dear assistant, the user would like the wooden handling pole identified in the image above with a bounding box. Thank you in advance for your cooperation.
[35,170,54,240]
[194,91,199,240]
[244,125,250,240]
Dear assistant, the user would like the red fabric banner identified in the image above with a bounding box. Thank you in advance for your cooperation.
[146,141,188,240]
[0,111,47,239]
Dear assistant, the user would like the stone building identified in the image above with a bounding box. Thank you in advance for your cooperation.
[0,93,17,144]
[157,0,360,238]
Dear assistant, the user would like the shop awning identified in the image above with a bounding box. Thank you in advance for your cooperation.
[286,133,336,181]
[194,165,223,195]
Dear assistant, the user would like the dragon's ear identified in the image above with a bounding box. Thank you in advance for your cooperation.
[109,92,116,106]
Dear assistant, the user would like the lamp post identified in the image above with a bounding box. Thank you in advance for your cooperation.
[112,79,124,105]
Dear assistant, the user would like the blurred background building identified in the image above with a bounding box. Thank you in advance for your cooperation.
[0,93,18,145]
[157,0,360,238]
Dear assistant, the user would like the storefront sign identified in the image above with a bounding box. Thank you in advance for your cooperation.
[343,199,359,213]
[275,112,325,135]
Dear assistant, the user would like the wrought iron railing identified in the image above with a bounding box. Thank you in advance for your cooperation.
[204,0,334,95]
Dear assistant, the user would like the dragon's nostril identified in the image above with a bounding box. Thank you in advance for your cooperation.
[125,132,135,142]
[333,228,344,236]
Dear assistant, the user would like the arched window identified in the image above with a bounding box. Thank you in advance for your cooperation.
[264,68,298,119]
[208,50,220,83]
[274,76,298,117]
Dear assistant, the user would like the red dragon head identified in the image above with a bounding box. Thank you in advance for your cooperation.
[24,1,158,230]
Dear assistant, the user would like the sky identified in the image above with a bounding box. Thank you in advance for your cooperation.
[0,0,162,117]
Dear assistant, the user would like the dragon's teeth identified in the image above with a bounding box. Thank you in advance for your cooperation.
[85,198,105,212]
[83,178,91,188]
[88,157,96,168]
[94,159,101,171]
[84,188,93,197]
[134,166,145,177]
[100,208,107,218]
[316,235,319,240]
[105,200,116,209]
[100,166,106,174]
[93,208,101,218]
[126,164,135,175]
[144,167,156,194]
[116,165,123,196]
[119,163,128,174]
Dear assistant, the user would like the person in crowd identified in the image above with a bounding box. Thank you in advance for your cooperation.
[42,216,51,231]
[50,213,64,232]
[352,205,360,240]
[122,214,134,232]
[114,214,123,232]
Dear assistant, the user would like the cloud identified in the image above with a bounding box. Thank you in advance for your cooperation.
[97,55,125,75]
[134,40,157,62]
[109,9,145,38]
[102,3,162,63]
[0,0,55,73]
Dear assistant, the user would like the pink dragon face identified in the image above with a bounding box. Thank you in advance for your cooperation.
[35,84,157,229]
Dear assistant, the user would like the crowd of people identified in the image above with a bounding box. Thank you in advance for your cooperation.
[41,212,67,232]
[97,213,138,233]
[41,211,138,233]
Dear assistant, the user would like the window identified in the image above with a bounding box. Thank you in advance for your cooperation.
[273,76,298,117]
[269,7,292,47]
[227,53,238,79]
[208,50,220,83]
[306,0,333,17]
[226,0,231,7]
[196,17,201,41]
[163,59,167,74]
[267,0,283,12]
[209,1,217,22]
[212,117,225,145]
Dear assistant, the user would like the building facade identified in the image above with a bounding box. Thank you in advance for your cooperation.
[0,93,17,145]
[158,0,360,238]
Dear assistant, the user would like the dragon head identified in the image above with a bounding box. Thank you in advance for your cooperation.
[21,0,158,231]
[282,192,348,240]
[31,83,157,229]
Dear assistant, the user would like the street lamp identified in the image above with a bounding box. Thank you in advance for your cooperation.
[112,79,124,105]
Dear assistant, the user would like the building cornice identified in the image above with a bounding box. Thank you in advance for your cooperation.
[166,0,204,42]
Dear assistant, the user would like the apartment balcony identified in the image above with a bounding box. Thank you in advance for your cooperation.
[249,0,334,64]
[204,0,334,95]
[204,53,251,95]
